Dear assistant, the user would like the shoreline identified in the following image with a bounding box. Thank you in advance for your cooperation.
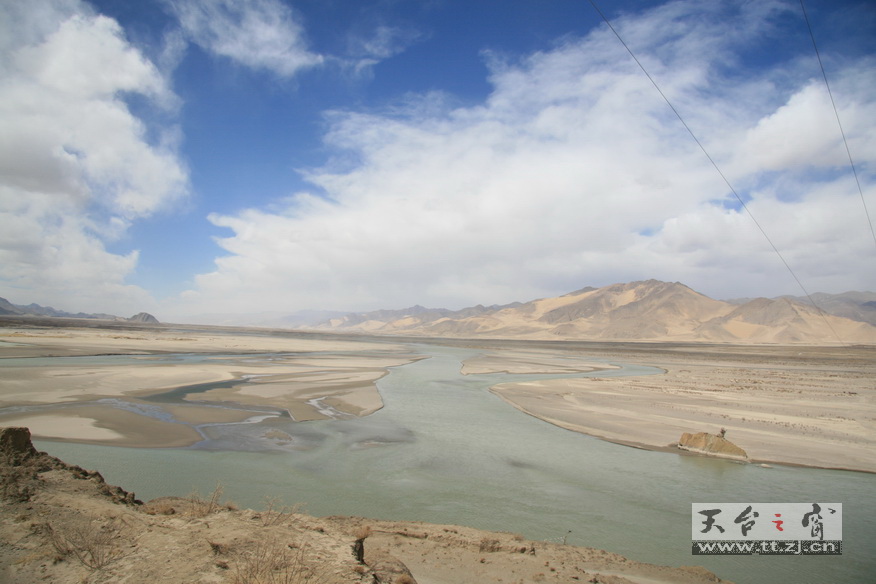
[1,426,735,584]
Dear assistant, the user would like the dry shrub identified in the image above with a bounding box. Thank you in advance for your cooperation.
[232,540,330,584]
[209,540,231,556]
[478,538,501,552]
[143,498,178,516]
[186,482,225,517]
[47,517,129,570]
[259,496,299,527]
[352,525,372,541]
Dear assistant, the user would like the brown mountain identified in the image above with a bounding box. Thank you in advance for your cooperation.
[313,280,876,344]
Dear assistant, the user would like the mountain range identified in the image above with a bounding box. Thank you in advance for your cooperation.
[306,280,876,344]
[0,298,158,324]
[3,281,876,343]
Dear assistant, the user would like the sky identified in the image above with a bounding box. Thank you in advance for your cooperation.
[0,0,874,321]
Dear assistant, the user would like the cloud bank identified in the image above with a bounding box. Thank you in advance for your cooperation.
[180,1,875,314]
[0,0,188,314]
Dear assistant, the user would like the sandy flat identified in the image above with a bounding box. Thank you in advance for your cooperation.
[0,326,387,356]
[191,370,391,421]
[0,414,123,441]
[0,406,202,447]
[490,344,876,473]
[0,326,419,447]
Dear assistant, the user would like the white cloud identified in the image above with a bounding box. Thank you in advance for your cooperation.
[167,0,323,77]
[177,0,876,314]
[342,24,424,78]
[0,0,188,314]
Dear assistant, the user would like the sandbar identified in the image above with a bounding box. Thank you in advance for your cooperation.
[484,343,876,473]
[0,407,201,447]
[0,325,420,447]
[461,348,620,375]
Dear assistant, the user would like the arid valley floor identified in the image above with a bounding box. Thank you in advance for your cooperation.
[1,318,874,583]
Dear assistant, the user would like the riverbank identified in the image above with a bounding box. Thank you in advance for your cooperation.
[0,427,732,584]
[0,325,419,447]
[478,344,876,473]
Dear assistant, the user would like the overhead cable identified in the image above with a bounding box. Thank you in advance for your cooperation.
[585,0,844,344]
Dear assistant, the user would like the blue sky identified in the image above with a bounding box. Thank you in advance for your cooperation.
[1,0,874,320]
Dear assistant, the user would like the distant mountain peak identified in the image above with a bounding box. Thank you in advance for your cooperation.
[128,312,160,324]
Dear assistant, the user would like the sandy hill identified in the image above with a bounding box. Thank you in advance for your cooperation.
[0,427,729,584]
[781,291,876,326]
[312,280,876,344]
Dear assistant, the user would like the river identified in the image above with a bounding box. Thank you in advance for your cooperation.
[31,343,876,584]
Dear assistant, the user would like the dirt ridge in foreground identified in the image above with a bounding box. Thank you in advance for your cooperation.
[0,427,731,584]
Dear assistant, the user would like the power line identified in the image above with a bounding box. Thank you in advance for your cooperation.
[799,0,876,252]
[585,0,844,344]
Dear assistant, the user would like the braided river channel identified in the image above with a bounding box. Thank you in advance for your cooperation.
[33,343,876,584]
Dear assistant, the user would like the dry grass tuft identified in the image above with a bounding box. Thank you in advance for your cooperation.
[209,540,230,556]
[352,525,372,541]
[47,517,130,570]
[143,498,178,515]
[185,482,225,517]
[231,540,330,584]
[259,496,299,527]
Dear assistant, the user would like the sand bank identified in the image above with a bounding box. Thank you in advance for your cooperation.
[461,348,619,375]
[0,326,419,447]
[485,344,876,473]
[189,356,414,421]
[0,407,202,447]
[0,325,386,356]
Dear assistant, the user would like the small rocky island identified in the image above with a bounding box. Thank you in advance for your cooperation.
[677,430,748,461]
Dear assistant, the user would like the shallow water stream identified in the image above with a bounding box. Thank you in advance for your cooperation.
[34,343,876,584]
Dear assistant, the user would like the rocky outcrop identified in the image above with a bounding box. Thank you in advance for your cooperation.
[128,312,160,324]
[0,427,38,461]
[0,426,141,505]
[677,431,748,461]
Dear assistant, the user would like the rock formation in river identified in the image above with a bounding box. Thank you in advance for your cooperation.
[677,431,748,461]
